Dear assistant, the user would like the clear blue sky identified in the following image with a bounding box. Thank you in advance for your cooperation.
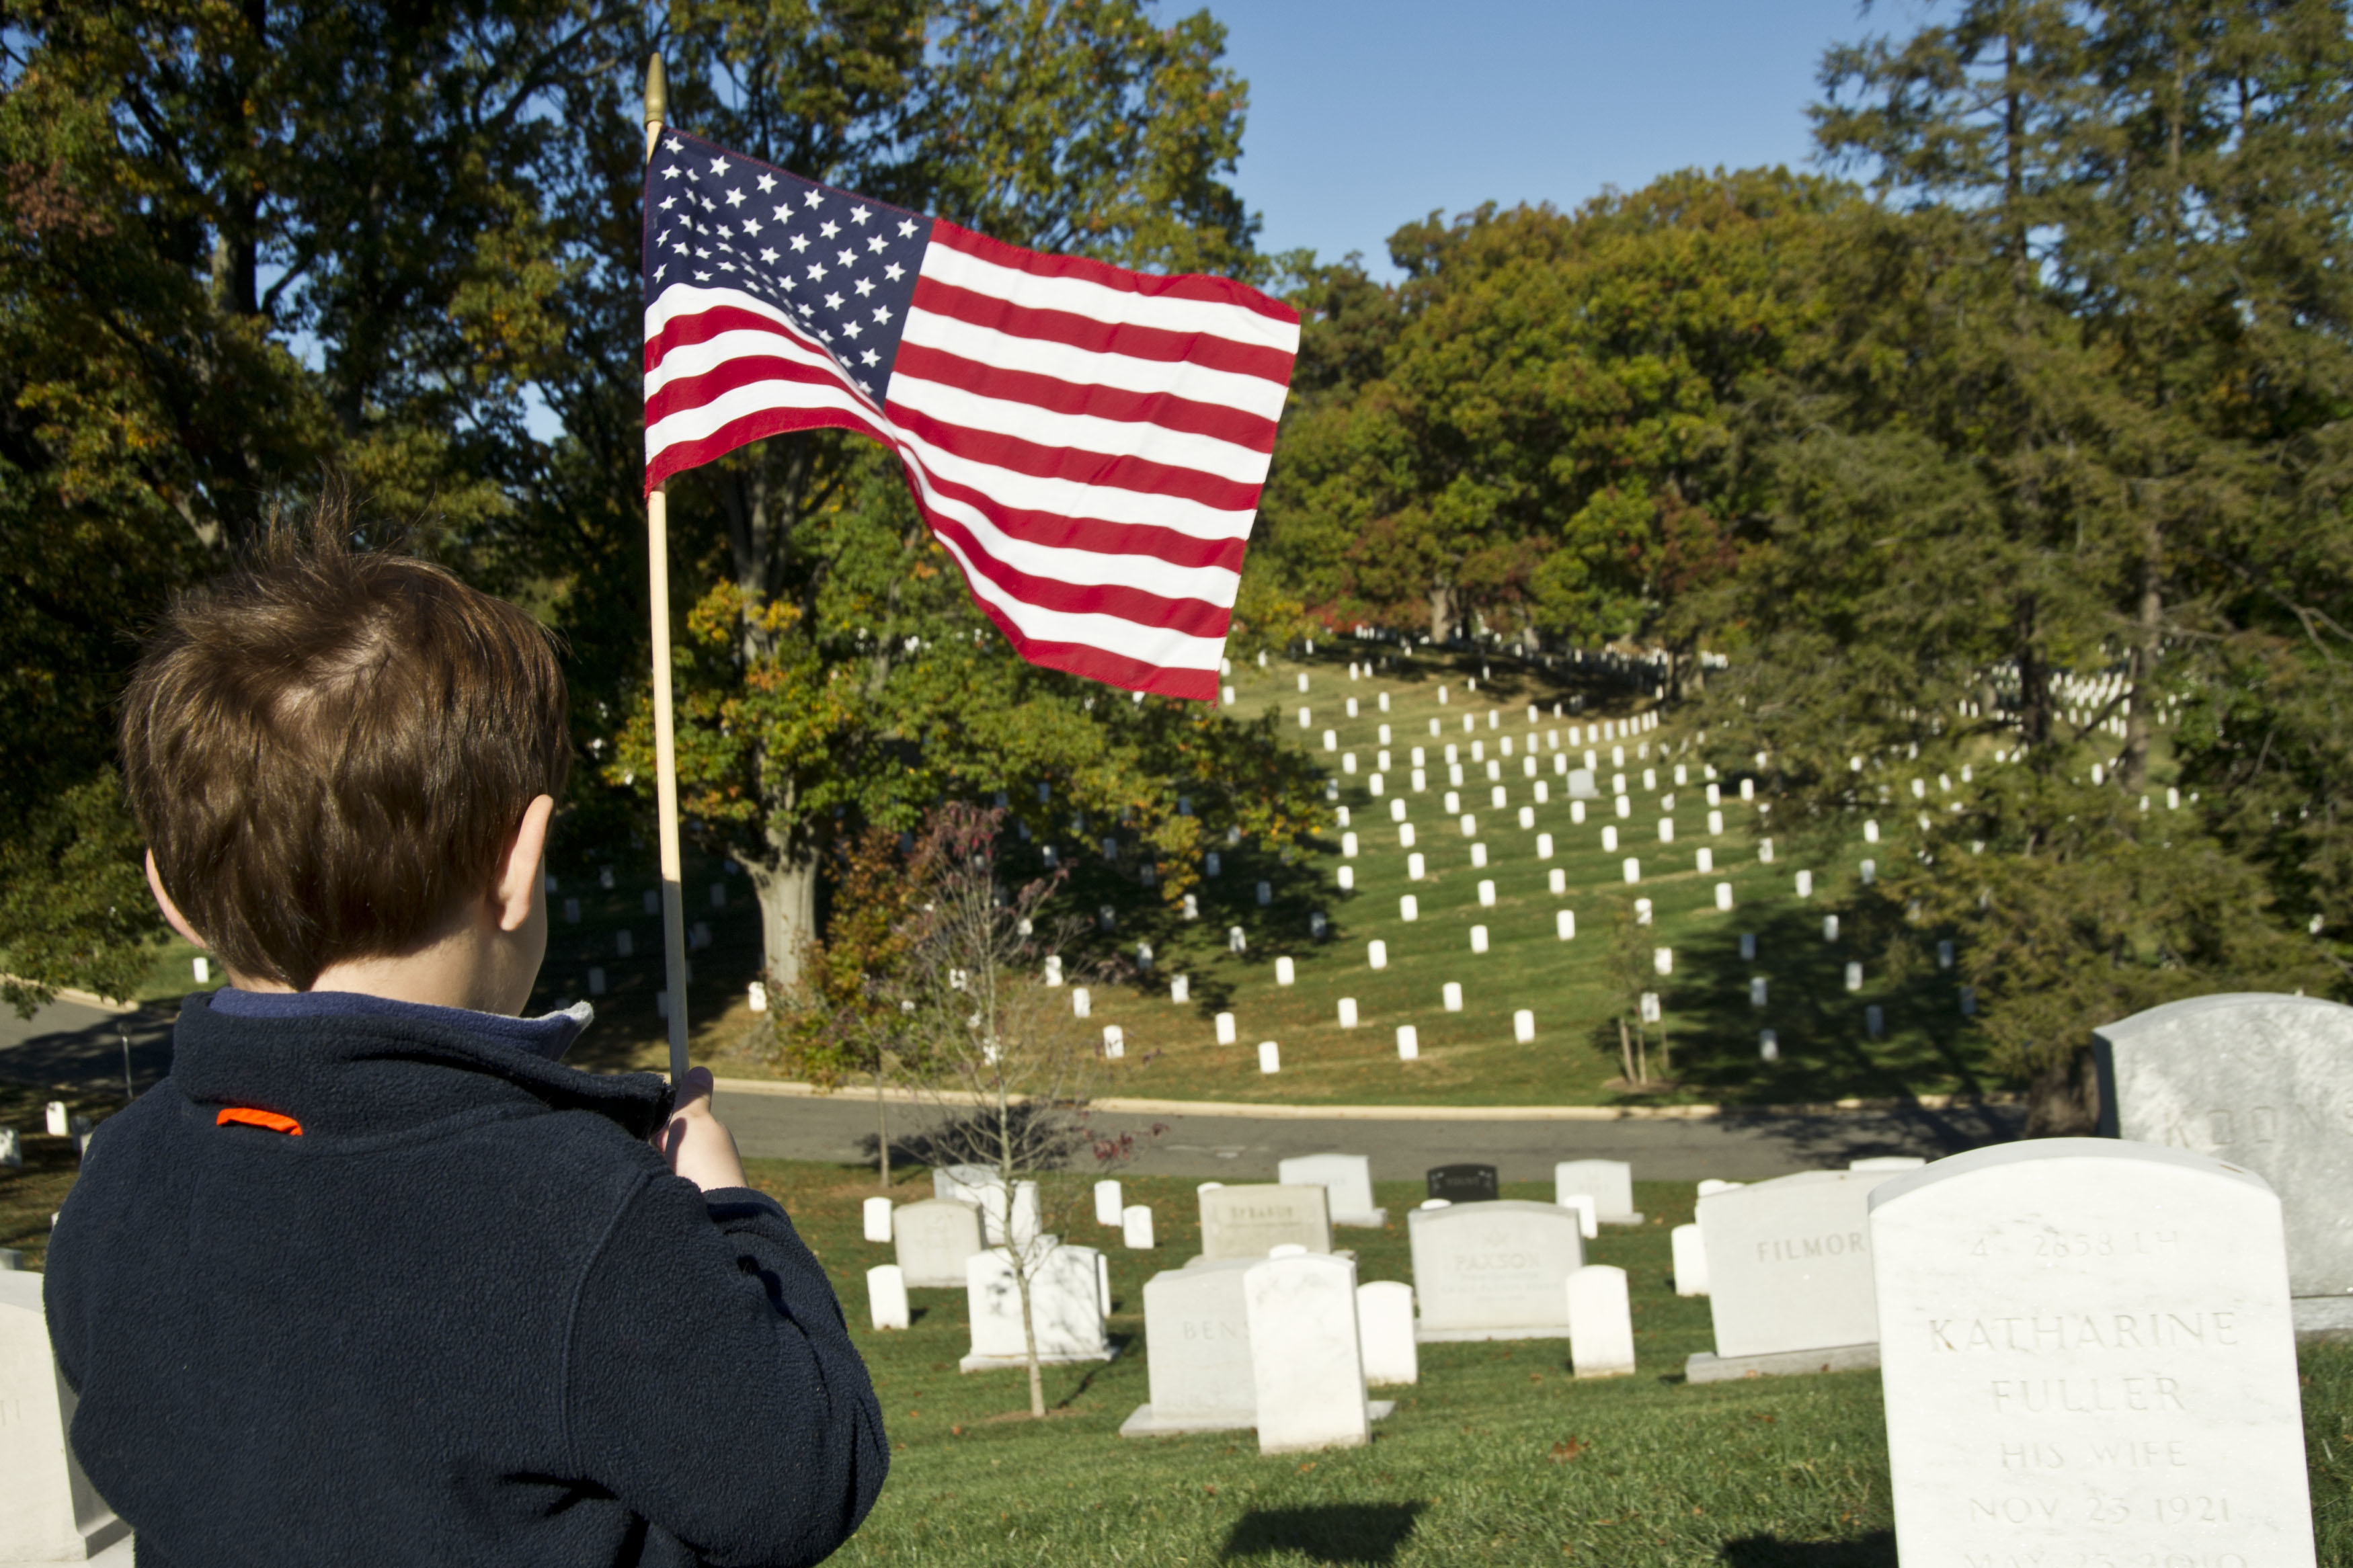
[1204,0,1915,277]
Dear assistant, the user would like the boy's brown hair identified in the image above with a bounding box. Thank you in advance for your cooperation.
[120,504,570,991]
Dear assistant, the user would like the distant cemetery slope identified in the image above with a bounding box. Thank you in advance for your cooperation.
[965,643,1992,1109]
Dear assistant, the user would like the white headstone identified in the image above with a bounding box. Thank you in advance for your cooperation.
[1279,1153,1385,1227]
[2096,993,2353,1335]
[893,1198,986,1288]
[0,1272,128,1561]
[1258,1040,1281,1073]
[1849,1155,1925,1171]
[1870,1141,2315,1568]
[1244,1252,1370,1454]
[1687,1169,1903,1380]
[961,1245,1113,1370]
[1121,1260,1259,1436]
[1199,1184,1332,1258]
[863,1196,893,1243]
[1356,1280,1418,1386]
[934,1165,998,1206]
[43,1102,67,1138]
[1566,1265,1636,1378]
[1559,1193,1597,1238]
[1094,1179,1123,1226]
[1554,1159,1640,1224]
[1122,1204,1156,1249]
[889,1194,984,1278]
[1671,1223,1710,1296]
[867,1264,910,1329]
[1407,1200,1585,1341]
[1214,1011,1236,1044]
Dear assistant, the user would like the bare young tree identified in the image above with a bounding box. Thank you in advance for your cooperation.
[1606,897,1671,1085]
[760,826,926,1190]
[892,802,1152,1418]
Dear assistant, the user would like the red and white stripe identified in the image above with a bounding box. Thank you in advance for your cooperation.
[645,220,1298,701]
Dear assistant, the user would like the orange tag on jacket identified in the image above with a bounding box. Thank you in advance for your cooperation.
[216,1107,304,1137]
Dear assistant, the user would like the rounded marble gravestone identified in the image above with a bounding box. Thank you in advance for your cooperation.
[2095,992,2353,1338]
[1242,1251,1369,1454]
[1870,1139,2314,1568]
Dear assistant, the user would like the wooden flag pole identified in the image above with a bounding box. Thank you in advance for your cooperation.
[643,54,691,1089]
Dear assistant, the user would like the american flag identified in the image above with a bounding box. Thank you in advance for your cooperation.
[642,130,1300,701]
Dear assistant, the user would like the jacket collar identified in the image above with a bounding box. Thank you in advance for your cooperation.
[167,991,674,1141]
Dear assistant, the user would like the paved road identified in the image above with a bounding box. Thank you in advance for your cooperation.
[4,995,2023,1183]
[0,995,175,1102]
[707,1087,2022,1184]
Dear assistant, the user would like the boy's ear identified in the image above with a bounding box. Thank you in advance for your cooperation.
[493,795,557,935]
[146,850,211,951]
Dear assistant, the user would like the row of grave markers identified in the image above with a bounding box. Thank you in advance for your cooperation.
[1055,757,1933,1076]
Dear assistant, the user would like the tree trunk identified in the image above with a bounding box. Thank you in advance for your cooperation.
[2014,604,2052,749]
[995,1082,1046,1418]
[874,1066,891,1188]
[1427,583,1456,647]
[1018,1259,1045,1418]
[2120,514,2163,792]
[2023,1048,2099,1137]
[1618,1016,1636,1084]
[748,852,819,990]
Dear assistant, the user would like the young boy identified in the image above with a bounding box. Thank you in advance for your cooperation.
[43,517,887,1565]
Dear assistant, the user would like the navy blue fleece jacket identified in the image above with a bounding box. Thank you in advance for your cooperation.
[42,991,888,1567]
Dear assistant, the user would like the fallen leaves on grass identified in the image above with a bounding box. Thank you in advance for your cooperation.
[1549,1438,1587,1462]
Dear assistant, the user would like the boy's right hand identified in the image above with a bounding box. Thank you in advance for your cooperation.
[655,1067,749,1194]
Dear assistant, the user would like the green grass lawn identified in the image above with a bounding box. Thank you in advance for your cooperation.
[7,1142,2344,1563]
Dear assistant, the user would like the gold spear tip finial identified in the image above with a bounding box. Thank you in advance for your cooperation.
[644,55,668,130]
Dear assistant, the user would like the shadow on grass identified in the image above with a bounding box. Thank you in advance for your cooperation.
[1222,1501,1428,1565]
[1050,1344,1129,1411]
[1718,1529,1895,1567]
